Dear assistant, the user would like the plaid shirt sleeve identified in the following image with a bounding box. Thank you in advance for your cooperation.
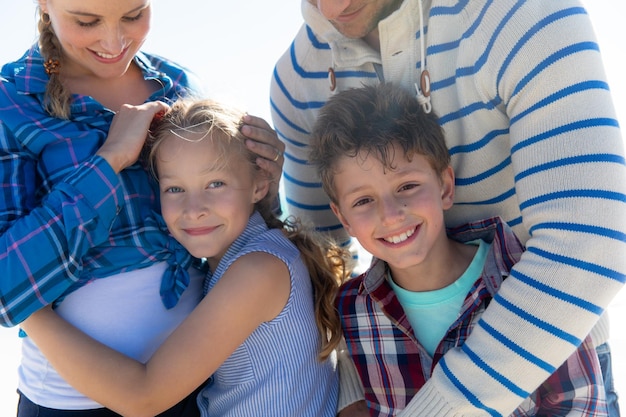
[522,335,608,416]
[0,119,123,326]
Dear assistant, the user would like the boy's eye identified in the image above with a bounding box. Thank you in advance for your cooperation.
[353,197,372,207]
[399,183,419,192]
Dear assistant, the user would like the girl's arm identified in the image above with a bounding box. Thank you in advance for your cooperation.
[21,252,290,417]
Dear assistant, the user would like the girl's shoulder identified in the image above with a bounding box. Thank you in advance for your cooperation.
[239,227,300,266]
[223,250,291,322]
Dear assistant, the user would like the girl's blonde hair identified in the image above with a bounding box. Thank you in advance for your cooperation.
[146,98,351,360]
[38,8,72,119]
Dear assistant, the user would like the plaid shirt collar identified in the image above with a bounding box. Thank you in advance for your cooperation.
[10,45,170,99]
[360,216,523,300]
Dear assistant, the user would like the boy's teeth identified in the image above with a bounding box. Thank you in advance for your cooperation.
[384,228,414,243]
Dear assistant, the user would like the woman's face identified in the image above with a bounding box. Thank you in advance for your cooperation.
[39,0,151,79]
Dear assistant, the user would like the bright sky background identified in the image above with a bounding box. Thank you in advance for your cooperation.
[0,0,624,413]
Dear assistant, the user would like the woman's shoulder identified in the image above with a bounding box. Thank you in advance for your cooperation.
[0,47,51,137]
[1,45,46,89]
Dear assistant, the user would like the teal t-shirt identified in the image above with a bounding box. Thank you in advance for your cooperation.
[388,240,490,356]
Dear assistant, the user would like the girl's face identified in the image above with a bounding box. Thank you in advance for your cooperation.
[39,0,151,79]
[156,132,269,270]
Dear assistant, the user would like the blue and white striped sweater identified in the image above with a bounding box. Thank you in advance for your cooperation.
[270,0,626,415]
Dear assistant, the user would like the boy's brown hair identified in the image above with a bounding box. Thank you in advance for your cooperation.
[309,83,450,203]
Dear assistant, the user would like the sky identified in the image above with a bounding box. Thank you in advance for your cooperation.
[0,0,624,413]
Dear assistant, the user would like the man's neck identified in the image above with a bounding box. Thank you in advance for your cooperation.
[363,29,381,52]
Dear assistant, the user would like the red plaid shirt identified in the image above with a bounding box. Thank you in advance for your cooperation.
[337,217,607,416]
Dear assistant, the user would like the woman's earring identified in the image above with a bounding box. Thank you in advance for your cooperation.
[44,59,60,75]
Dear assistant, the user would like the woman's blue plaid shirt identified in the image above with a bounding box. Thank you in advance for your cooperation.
[0,46,196,326]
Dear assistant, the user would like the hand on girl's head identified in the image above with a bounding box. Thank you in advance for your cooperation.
[97,101,170,173]
[150,110,167,132]
[240,114,284,202]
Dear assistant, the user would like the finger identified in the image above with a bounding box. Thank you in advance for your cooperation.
[150,100,171,115]
[141,101,170,125]
[241,124,282,149]
[242,113,272,130]
[241,117,282,150]
[246,139,285,163]
[255,156,283,181]
[115,102,170,127]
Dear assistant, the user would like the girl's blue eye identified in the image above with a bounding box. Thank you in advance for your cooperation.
[208,181,225,189]
[165,186,184,193]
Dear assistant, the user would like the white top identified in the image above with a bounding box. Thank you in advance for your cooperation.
[18,262,203,409]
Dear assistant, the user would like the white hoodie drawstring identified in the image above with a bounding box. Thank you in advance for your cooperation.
[415,0,432,113]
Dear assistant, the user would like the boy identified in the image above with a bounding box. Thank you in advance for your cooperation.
[309,83,607,417]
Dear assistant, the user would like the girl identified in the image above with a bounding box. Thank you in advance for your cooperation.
[22,98,349,417]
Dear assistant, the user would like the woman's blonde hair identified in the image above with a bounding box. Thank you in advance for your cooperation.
[147,98,351,360]
[38,8,73,119]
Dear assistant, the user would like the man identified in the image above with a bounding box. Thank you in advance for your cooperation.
[270,0,625,415]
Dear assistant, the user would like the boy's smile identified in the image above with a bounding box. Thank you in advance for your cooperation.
[380,224,418,245]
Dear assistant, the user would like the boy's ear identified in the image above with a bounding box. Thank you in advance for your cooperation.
[440,166,455,210]
[330,201,355,236]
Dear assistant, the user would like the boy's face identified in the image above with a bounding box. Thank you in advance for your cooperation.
[330,143,454,271]
[156,132,268,268]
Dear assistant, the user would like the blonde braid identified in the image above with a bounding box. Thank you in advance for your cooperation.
[38,9,72,119]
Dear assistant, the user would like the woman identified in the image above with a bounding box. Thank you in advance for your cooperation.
[0,0,284,415]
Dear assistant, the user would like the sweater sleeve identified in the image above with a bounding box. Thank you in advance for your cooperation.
[336,337,366,412]
[398,1,625,416]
